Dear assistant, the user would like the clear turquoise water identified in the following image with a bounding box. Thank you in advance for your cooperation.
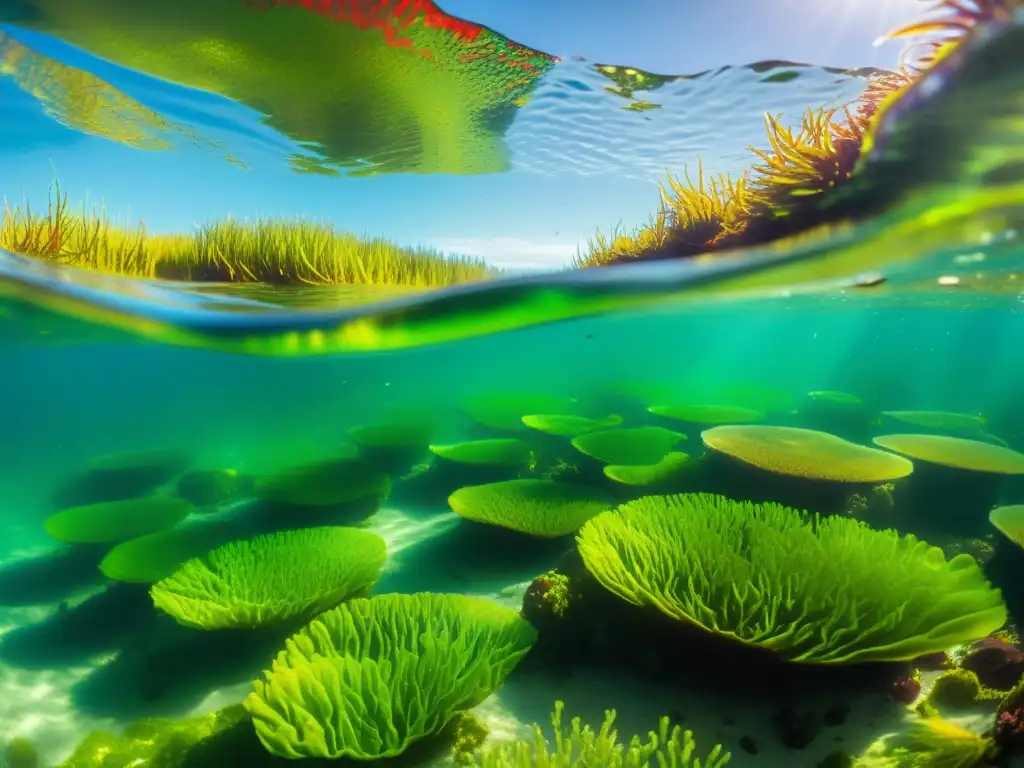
[1,3,1024,768]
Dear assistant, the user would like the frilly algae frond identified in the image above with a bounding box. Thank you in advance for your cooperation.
[151,526,387,629]
[576,493,1007,663]
[448,479,612,538]
[479,700,730,767]
[245,592,537,760]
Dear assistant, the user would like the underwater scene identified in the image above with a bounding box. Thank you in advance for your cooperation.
[1,0,1024,766]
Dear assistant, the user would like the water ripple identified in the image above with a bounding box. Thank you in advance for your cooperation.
[508,59,880,180]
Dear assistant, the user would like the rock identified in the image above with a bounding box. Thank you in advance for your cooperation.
[774,707,821,750]
[962,637,1024,691]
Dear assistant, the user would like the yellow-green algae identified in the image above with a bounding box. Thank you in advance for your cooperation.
[881,410,987,433]
[463,393,580,432]
[873,434,1024,475]
[603,451,693,487]
[576,493,1006,663]
[57,704,247,768]
[430,439,535,467]
[151,526,387,630]
[244,592,537,760]
[448,479,612,538]
[572,426,685,466]
[44,497,193,544]
[99,524,239,583]
[990,504,1024,549]
[521,413,623,437]
[703,425,914,483]
[807,390,863,407]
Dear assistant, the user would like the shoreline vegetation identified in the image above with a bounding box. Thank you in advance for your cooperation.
[0,2,1005,286]
[0,184,497,288]
[575,0,1008,268]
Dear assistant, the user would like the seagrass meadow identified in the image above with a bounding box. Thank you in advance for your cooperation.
[2,0,1024,766]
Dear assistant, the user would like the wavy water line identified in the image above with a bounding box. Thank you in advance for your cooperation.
[507,59,881,181]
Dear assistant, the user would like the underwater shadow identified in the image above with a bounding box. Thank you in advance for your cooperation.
[0,581,156,669]
[70,616,301,721]
[0,543,108,606]
[377,517,571,596]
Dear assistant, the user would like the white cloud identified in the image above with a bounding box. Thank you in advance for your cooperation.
[429,237,581,271]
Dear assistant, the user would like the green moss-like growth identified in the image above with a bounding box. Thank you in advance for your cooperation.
[571,426,685,466]
[479,700,730,767]
[254,457,391,507]
[921,668,1002,712]
[99,523,240,583]
[448,479,612,538]
[4,738,38,768]
[603,451,693,487]
[430,439,535,468]
[647,404,762,426]
[576,493,1007,664]
[175,469,240,507]
[451,711,490,765]
[44,497,194,544]
[244,592,537,760]
[58,703,247,767]
[521,413,623,437]
[150,526,386,630]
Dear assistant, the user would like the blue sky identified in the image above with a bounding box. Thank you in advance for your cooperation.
[0,0,926,270]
